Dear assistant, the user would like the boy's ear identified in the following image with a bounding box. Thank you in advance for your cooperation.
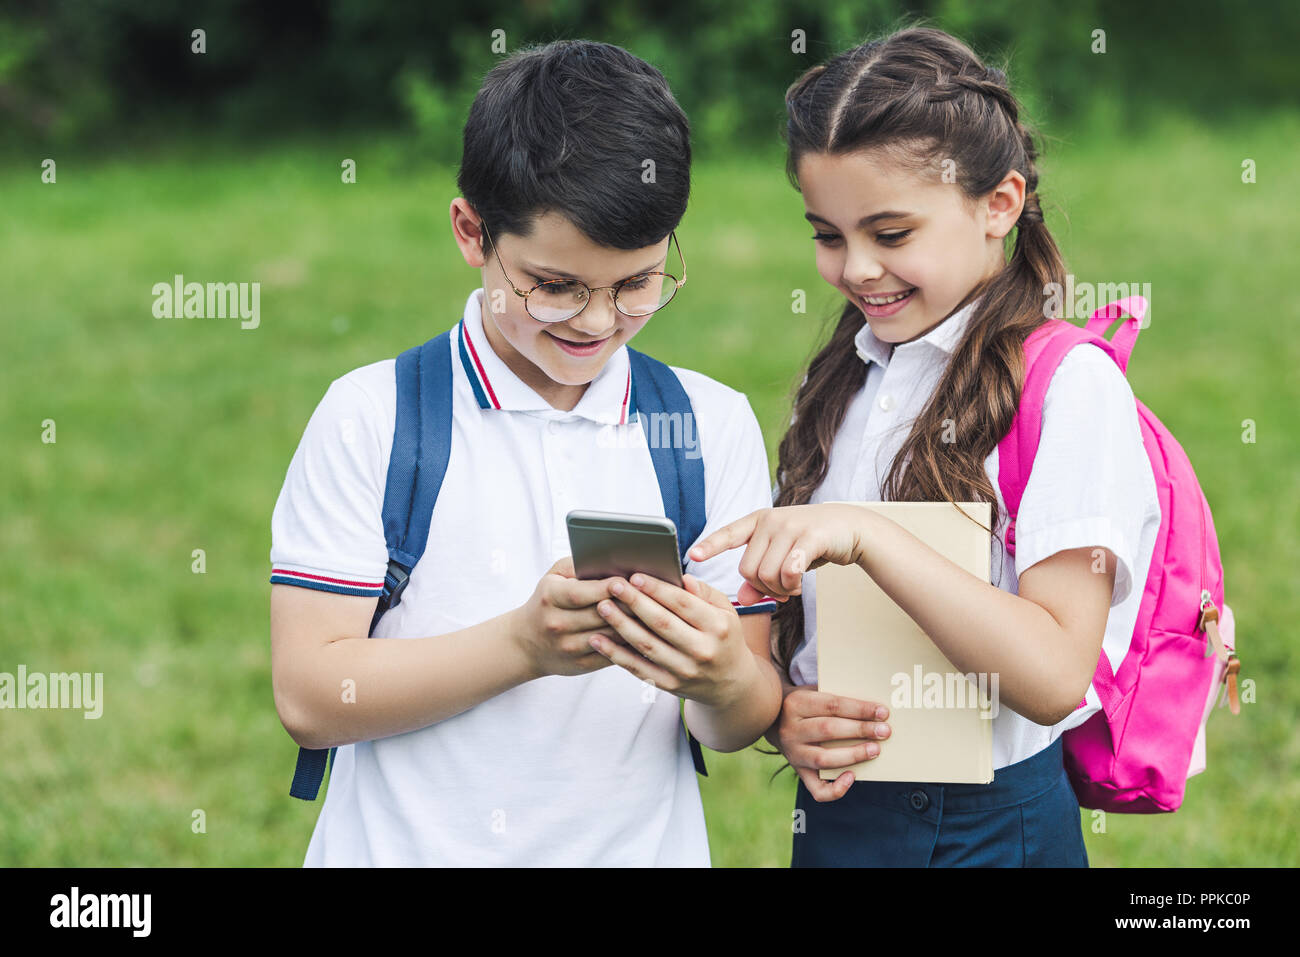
[983,169,1026,241]
[450,198,488,268]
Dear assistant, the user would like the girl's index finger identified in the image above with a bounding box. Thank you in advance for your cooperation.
[738,580,786,605]
[687,509,764,563]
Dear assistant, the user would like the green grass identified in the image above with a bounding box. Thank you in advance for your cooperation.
[1,111,1297,866]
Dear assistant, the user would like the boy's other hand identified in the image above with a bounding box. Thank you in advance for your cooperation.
[510,557,623,679]
[587,572,755,709]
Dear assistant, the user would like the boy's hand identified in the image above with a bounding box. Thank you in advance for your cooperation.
[511,557,622,679]
[776,686,891,803]
[587,572,756,709]
[688,504,867,605]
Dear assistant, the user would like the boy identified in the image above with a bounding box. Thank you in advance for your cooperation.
[269,40,779,866]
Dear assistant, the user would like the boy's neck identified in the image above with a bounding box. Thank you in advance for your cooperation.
[479,299,589,412]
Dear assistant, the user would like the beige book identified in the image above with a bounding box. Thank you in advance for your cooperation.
[816,501,995,783]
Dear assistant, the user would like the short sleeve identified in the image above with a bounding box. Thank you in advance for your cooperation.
[269,375,391,597]
[1011,344,1160,607]
[682,387,780,617]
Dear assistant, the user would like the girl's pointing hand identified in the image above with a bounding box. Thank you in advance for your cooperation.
[688,504,868,603]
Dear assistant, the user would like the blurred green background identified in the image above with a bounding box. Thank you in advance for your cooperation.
[1,1,1296,866]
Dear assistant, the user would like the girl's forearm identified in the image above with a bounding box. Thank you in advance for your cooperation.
[286,610,537,750]
[684,654,783,752]
[851,509,1091,726]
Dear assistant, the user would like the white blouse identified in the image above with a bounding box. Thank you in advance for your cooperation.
[787,300,1162,769]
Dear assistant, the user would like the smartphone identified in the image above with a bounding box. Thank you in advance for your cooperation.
[566,509,684,587]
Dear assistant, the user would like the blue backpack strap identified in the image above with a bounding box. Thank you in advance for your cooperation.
[626,349,707,563]
[626,348,710,776]
[290,330,454,800]
[371,329,455,629]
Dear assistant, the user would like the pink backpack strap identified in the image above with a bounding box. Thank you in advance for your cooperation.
[996,299,1146,718]
[1084,295,1149,373]
[996,297,1148,557]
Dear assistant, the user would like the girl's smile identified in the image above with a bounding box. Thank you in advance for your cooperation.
[857,286,918,318]
[798,149,1009,345]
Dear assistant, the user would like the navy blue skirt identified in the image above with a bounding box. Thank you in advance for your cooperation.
[791,736,1089,867]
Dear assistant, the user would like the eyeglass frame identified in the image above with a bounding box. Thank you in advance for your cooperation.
[479,220,687,323]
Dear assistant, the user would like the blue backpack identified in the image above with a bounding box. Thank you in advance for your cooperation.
[289,327,711,800]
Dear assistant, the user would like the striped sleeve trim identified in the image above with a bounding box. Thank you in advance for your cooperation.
[734,599,779,617]
[270,567,385,597]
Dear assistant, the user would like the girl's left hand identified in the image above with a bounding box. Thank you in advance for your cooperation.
[687,504,867,605]
[588,573,755,709]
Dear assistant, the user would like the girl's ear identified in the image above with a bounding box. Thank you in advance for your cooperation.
[983,169,1026,241]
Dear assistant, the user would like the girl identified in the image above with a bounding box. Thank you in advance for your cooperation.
[690,27,1161,866]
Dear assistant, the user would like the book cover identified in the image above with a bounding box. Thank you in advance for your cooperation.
[816,501,995,783]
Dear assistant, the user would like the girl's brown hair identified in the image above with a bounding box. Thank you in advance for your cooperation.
[773,26,1067,679]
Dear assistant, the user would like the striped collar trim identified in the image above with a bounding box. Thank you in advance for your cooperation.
[457,315,502,410]
[620,365,635,424]
[456,308,635,426]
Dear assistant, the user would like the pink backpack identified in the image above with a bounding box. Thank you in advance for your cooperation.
[997,296,1240,813]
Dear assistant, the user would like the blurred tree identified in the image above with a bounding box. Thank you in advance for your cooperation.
[0,0,1294,153]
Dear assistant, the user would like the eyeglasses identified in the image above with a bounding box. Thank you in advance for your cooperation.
[481,221,686,323]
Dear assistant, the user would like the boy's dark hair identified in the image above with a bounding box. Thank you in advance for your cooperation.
[457,40,691,251]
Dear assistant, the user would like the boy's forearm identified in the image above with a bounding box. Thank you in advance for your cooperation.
[762,672,798,751]
[683,654,783,753]
[290,610,537,750]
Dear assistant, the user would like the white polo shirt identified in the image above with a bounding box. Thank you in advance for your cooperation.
[270,288,777,866]
[788,299,1162,770]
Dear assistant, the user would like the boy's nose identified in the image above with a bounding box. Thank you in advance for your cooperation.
[564,290,620,338]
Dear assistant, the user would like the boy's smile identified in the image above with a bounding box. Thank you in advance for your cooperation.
[452,204,670,411]
[543,328,614,358]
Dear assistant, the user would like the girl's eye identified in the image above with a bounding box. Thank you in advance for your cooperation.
[811,232,841,244]
[620,277,651,291]
[877,230,912,245]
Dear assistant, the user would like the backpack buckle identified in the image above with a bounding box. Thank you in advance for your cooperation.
[384,561,411,608]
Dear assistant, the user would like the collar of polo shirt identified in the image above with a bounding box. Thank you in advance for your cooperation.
[854,296,982,370]
[457,288,636,426]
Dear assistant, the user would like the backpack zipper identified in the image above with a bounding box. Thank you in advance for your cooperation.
[1198,588,1240,714]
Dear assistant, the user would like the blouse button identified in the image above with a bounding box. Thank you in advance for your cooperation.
[879,394,895,412]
